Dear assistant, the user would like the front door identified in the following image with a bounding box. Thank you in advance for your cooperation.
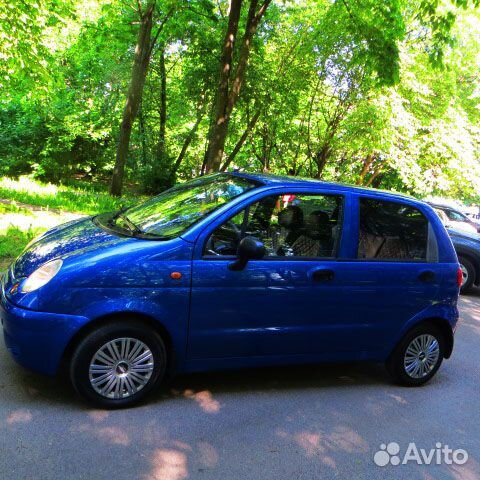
[187,190,354,360]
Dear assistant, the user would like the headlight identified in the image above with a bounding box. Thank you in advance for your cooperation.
[21,259,63,293]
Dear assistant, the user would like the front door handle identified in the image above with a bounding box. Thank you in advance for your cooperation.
[311,268,335,282]
[418,270,435,282]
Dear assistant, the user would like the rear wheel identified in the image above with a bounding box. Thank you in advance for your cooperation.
[386,324,445,386]
[70,321,166,408]
[458,256,475,294]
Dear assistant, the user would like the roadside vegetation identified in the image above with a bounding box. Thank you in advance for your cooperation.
[1,1,479,200]
[0,177,130,215]
[0,176,134,266]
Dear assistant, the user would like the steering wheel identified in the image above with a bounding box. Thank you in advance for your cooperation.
[205,221,242,256]
[226,220,242,240]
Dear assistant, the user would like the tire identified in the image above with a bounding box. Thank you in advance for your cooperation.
[386,323,445,386]
[70,320,166,408]
[458,256,475,294]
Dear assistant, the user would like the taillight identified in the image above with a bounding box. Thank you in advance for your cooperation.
[457,267,463,288]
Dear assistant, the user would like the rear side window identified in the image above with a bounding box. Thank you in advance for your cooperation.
[358,198,436,262]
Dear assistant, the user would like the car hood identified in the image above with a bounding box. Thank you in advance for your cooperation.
[13,216,131,279]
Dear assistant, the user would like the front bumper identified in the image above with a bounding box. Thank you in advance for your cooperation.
[1,283,88,376]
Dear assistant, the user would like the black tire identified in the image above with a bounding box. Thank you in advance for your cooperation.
[458,256,475,294]
[70,320,166,408]
[386,323,445,386]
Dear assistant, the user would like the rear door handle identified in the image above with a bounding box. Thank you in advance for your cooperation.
[418,270,435,282]
[311,268,335,282]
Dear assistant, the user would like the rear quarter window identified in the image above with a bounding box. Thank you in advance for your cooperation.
[358,198,438,262]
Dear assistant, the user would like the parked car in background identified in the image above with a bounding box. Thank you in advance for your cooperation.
[1,173,461,407]
[430,203,480,234]
[447,228,480,293]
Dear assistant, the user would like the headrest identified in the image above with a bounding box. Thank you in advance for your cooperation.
[305,210,331,238]
[278,205,304,229]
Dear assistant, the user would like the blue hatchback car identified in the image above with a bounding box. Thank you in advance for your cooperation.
[1,173,461,407]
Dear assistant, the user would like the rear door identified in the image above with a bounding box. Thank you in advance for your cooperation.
[335,195,444,356]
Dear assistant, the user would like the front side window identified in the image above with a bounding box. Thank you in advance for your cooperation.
[358,198,432,261]
[112,174,259,238]
[205,193,343,258]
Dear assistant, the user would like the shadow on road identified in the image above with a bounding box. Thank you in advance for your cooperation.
[153,361,391,405]
[462,286,480,298]
[5,356,391,410]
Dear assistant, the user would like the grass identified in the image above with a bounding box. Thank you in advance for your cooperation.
[0,202,34,216]
[0,175,145,265]
[0,176,136,215]
[0,225,44,260]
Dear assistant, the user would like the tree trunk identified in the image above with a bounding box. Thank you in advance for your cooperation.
[203,0,242,173]
[173,111,205,173]
[156,48,167,164]
[138,103,148,166]
[110,4,155,196]
[314,144,332,178]
[204,0,271,173]
[356,153,374,185]
[220,108,261,171]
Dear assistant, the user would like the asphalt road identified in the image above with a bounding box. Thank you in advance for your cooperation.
[1,291,479,480]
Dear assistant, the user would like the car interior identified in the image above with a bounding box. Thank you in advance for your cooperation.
[358,199,428,260]
[205,194,343,258]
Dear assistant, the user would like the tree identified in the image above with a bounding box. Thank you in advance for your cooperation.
[110,1,172,196]
[204,0,272,173]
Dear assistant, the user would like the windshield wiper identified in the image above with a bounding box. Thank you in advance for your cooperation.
[109,208,143,236]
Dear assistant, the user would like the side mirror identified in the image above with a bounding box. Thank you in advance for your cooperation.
[228,236,266,271]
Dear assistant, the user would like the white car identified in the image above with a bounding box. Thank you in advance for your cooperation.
[431,204,479,234]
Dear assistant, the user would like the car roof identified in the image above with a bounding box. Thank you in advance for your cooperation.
[228,171,419,202]
[428,202,463,213]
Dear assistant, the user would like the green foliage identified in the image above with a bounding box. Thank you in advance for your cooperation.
[0,225,44,260]
[0,177,132,215]
[0,0,479,202]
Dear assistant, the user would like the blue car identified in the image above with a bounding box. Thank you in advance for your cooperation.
[448,228,480,293]
[1,173,461,407]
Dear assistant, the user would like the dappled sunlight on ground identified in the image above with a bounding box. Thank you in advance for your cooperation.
[88,409,110,422]
[449,456,480,480]
[275,426,368,470]
[6,409,32,425]
[278,425,369,459]
[75,423,130,446]
[180,389,221,413]
[387,393,408,404]
[145,449,189,480]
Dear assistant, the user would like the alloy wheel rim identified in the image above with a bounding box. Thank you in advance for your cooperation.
[460,264,468,287]
[89,338,154,399]
[403,334,440,379]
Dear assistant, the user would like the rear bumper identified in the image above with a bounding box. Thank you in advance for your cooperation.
[1,291,88,376]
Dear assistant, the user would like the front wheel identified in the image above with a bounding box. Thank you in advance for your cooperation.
[386,324,445,386]
[70,321,166,408]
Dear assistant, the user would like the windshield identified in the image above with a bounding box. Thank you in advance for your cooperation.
[120,174,259,238]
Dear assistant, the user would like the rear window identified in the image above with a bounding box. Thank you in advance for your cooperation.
[358,198,437,262]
